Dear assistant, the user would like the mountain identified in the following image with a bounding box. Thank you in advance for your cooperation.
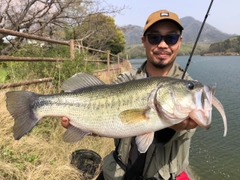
[121,16,234,46]
[181,16,233,43]
[120,25,143,46]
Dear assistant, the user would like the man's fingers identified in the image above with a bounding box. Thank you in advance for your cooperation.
[61,117,70,128]
[185,120,198,130]
[170,119,198,131]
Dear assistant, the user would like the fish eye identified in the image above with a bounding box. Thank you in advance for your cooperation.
[187,82,194,90]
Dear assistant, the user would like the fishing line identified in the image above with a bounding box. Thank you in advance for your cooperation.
[181,0,214,79]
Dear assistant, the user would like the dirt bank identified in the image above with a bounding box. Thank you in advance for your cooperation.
[94,60,133,83]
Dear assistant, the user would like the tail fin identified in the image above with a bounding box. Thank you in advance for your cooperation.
[6,91,39,140]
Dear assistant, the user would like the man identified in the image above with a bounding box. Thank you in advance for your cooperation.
[62,9,198,180]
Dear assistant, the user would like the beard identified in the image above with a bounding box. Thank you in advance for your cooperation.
[150,57,175,69]
[151,61,168,69]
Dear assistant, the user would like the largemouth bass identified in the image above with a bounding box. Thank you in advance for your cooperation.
[6,73,227,153]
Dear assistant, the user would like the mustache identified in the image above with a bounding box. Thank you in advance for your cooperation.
[153,50,172,55]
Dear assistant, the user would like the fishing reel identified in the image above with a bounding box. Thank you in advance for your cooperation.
[70,149,102,179]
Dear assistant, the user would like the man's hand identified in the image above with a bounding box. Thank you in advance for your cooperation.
[61,117,70,129]
[170,118,198,132]
[60,117,99,137]
[61,116,197,134]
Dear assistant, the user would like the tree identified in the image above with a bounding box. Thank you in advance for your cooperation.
[71,14,125,54]
[0,0,126,55]
[108,28,126,54]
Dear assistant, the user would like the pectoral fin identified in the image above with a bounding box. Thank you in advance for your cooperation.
[63,125,90,142]
[135,132,154,153]
[119,109,148,124]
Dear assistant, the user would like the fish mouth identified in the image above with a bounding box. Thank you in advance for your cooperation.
[189,85,227,136]
[189,85,213,129]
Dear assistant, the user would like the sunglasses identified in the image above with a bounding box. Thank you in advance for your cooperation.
[146,34,180,46]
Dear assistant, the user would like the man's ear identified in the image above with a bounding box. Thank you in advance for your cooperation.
[142,36,147,48]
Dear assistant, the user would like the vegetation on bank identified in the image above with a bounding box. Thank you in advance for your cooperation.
[206,36,240,55]
[0,43,117,85]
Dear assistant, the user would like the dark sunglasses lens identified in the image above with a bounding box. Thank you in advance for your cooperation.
[147,34,162,45]
[147,34,180,45]
[164,35,180,45]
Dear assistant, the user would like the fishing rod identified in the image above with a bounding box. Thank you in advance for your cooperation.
[181,0,214,79]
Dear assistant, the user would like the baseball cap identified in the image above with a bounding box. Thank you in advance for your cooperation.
[143,10,184,34]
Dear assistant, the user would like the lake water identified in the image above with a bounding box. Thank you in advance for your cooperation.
[130,56,240,180]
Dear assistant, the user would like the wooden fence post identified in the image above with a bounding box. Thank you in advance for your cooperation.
[70,39,75,60]
[118,55,120,66]
[107,50,110,74]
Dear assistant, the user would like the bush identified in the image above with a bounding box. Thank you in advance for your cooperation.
[2,44,108,87]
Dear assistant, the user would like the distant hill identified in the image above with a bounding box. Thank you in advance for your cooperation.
[121,16,234,46]
[120,25,143,46]
[181,16,233,43]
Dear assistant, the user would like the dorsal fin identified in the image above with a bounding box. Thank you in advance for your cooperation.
[113,71,135,84]
[61,72,105,92]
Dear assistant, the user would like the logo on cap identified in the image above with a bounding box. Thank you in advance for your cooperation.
[160,12,169,17]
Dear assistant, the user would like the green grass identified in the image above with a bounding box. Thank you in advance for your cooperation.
[0,69,7,83]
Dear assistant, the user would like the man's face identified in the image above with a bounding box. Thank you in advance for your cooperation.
[142,20,182,69]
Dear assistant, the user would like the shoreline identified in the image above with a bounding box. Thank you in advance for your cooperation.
[202,52,239,56]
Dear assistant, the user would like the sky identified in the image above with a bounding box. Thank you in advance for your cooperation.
[103,0,240,35]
